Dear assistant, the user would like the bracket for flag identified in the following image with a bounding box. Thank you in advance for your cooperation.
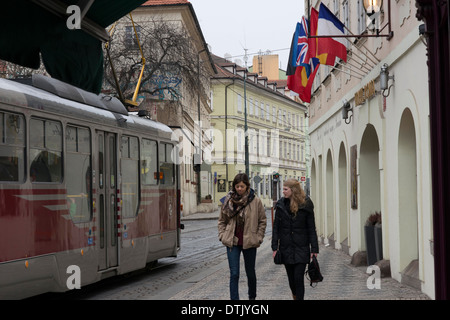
[306,0,392,67]
[307,0,393,43]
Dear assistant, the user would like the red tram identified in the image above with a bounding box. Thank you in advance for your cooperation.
[0,75,181,299]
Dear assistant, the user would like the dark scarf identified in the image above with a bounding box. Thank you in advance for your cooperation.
[222,188,255,223]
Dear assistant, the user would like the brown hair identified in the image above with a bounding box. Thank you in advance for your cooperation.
[283,178,306,215]
[232,173,250,191]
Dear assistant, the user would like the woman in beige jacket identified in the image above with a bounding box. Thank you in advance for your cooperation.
[218,173,267,300]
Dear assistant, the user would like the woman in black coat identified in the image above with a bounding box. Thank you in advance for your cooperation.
[272,179,319,300]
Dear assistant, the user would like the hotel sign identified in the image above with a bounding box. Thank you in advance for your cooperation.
[355,80,376,106]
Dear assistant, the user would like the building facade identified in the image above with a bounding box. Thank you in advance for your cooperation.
[210,55,308,208]
[306,0,434,298]
[112,0,217,215]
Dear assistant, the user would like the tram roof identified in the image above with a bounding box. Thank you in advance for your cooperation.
[0,0,148,94]
[0,76,173,139]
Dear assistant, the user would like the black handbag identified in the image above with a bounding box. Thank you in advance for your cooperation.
[274,240,283,265]
[305,255,323,287]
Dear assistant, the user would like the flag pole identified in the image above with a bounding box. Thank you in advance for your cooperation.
[343,25,380,65]
[345,55,373,73]
[334,60,366,77]
[307,0,310,36]
[347,47,377,69]
[329,64,363,79]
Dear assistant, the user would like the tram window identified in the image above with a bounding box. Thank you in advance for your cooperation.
[30,118,62,183]
[98,135,104,189]
[141,138,158,185]
[0,112,25,182]
[109,136,116,188]
[66,126,92,223]
[121,135,139,218]
[159,143,174,185]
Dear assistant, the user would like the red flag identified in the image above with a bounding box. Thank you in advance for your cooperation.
[310,8,319,59]
[287,63,319,103]
[317,3,348,65]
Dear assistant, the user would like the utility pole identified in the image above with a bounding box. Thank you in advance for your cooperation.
[197,48,207,204]
[243,48,249,176]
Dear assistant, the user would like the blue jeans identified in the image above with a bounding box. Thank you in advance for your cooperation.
[226,245,257,300]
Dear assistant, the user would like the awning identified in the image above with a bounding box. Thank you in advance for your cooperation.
[0,0,147,94]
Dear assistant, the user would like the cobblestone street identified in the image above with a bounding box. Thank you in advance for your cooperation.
[171,210,430,300]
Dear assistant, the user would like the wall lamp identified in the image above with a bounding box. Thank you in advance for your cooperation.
[363,0,394,39]
[364,0,382,32]
[364,0,383,16]
[380,63,394,97]
[342,100,353,124]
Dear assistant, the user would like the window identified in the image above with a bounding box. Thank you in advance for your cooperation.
[159,143,174,185]
[66,125,91,222]
[271,132,278,158]
[266,104,270,121]
[249,98,253,116]
[210,90,214,111]
[260,101,265,119]
[125,25,141,49]
[0,111,25,182]
[343,0,350,30]
[30,118,62,183]
[237,94,242,113]
[334,0,340,18]
[254,100,259,118]
[288,143,291,160]
[272,106,276,122]
[237,129,243,152]
[141,138,158,185]
[259,129,267,158]
[357,0,366,34]
[121,135,139,217]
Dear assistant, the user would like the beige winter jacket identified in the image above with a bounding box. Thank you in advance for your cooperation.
[218,196,267,249]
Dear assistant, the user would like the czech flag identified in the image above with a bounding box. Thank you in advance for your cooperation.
[317,3,348,65]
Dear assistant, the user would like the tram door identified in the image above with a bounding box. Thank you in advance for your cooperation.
[97,131,118,270]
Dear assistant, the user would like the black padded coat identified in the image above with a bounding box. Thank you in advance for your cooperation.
[271,197,319,264]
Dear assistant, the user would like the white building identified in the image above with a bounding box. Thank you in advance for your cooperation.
[306,0,434,298]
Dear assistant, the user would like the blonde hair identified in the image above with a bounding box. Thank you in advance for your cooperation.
[283,178,306,215]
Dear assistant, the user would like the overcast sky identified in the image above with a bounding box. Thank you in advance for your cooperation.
[189,0,305,71]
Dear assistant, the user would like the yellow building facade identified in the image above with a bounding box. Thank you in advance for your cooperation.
[209,55,308,208]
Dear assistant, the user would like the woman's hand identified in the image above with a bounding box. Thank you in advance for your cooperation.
[311,253,318,258]
[273,251,277,258]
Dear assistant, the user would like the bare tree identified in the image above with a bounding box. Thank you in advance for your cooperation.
[0,58,48,79]
[103,17,209,107]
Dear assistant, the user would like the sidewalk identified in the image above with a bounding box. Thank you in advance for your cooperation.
[177,210,430,300]
[181,208,221,221]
